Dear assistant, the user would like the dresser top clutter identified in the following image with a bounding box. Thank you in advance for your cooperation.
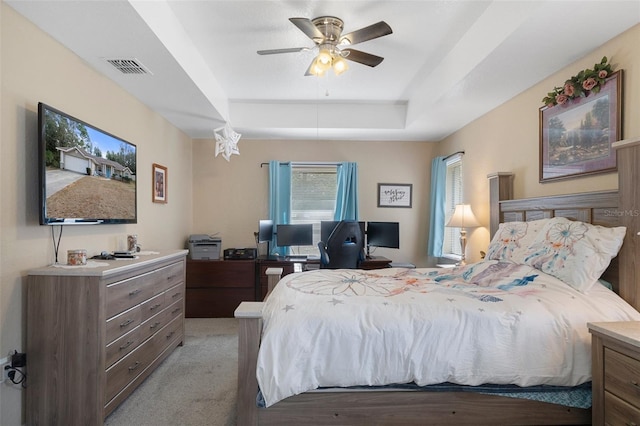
[28,249,188,277]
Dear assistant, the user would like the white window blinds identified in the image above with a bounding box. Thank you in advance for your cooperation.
[443,155,463,256]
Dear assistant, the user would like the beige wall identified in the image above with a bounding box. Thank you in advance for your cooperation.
[1,4,193,424]
[192,139,437,266]
[438,23,640,262]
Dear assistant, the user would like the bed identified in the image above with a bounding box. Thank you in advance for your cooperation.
[235,164,640,425]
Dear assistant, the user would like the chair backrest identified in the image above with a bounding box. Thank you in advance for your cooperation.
[318,220,364,269]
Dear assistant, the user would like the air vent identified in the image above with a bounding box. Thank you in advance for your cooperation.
[105,58,152,75]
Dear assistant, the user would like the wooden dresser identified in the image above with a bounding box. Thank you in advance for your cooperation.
[588,321,640,425]
[26,250,187,425]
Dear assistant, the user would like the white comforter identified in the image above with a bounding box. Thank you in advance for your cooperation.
[256,261,640,407]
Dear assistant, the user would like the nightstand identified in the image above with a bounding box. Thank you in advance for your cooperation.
[588,321,640,425]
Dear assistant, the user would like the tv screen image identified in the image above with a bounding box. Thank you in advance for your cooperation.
[276,224,313,247]
[366,221,400,249]
[38,103,137,225]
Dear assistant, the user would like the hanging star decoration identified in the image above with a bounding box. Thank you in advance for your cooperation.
[214,122,241,161]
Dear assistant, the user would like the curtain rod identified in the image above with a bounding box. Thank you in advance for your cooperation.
[442,151,465,161]
[260,161,343,168]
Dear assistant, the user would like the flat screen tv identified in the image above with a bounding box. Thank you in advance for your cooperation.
[38,102,137,225]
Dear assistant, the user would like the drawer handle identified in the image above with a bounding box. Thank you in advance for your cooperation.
[128,361,140,371]
[150,303,162,311]
[129,289,141,296]
[120,319,134,328]
[167,275,176,281]
[171,292,180,298]
[171,308,181,315]
[119,340,134,350]
[166,331,175,340]
[149,321,161,330]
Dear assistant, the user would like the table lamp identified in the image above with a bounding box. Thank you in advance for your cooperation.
[446,204,480,265]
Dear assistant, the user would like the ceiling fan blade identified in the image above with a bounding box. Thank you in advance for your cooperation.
[304,58,315,76]
[257,47,307,55]
[342,49,384,67]
[340,21,392,46]
[289,17,325,43]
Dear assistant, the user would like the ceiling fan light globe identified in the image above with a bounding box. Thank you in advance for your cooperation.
[317,49,332,65]
[333,57,349,75]
[309,59,327,77]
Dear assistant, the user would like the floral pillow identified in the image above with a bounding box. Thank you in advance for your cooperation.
[523,217,626,292]
[485,219,550,264]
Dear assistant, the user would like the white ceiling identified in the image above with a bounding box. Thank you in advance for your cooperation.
[7,0,640,142]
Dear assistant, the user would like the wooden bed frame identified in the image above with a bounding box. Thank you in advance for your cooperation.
[235,141,640,425]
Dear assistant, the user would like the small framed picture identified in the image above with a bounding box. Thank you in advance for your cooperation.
[378,183,412,208]
[152,163,167,203]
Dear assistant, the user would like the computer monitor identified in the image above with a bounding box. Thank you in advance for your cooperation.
[276,224,313,247]
[366,221,400,250]
[258,219,273,242]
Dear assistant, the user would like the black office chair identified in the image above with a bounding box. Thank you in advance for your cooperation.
[318,220,365,269]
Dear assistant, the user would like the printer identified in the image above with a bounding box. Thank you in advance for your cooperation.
[187,234,222,260]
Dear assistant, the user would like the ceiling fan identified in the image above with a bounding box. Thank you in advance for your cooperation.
[258,16,392,76]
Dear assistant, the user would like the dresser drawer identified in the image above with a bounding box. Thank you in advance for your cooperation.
[150,314,183,355]
[105,335,155,402]
[140,292,165,322]
[139,308,169,343]
[165,283,184,305]
[604,347,640,408]
[106,305,142,344]
[604,391,640,425]
[166,298,183,321]
[105,327,141,368]
[157,261,185,293]
[106,275,156,318]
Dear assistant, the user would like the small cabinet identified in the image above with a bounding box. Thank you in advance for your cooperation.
[588,321,640,425]
[186,259,255,317]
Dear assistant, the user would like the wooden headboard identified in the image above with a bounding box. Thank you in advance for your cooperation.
[487,172,639,311]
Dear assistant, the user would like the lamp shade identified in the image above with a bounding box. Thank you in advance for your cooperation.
[446,204,480,228]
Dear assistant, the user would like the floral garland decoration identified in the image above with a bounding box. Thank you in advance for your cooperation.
[542,56,614,108]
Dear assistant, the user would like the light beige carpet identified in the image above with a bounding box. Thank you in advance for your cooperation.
[105,318,238,426]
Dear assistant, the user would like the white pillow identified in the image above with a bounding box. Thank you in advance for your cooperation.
[485,219,550,264]
[523,217,626,292]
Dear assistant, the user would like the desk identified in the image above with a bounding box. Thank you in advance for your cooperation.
[255,255,391,300]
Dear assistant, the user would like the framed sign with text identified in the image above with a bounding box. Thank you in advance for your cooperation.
[377,183,412,208]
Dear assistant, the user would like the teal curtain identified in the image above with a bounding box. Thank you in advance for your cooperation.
[334,162,359,220]
[427,156,447,257]
[269,161,291,256]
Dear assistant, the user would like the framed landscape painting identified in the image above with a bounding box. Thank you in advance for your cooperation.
[539,70,622,182]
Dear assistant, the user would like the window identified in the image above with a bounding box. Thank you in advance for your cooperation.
[442,155,463,257]
[290,165,338,254]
